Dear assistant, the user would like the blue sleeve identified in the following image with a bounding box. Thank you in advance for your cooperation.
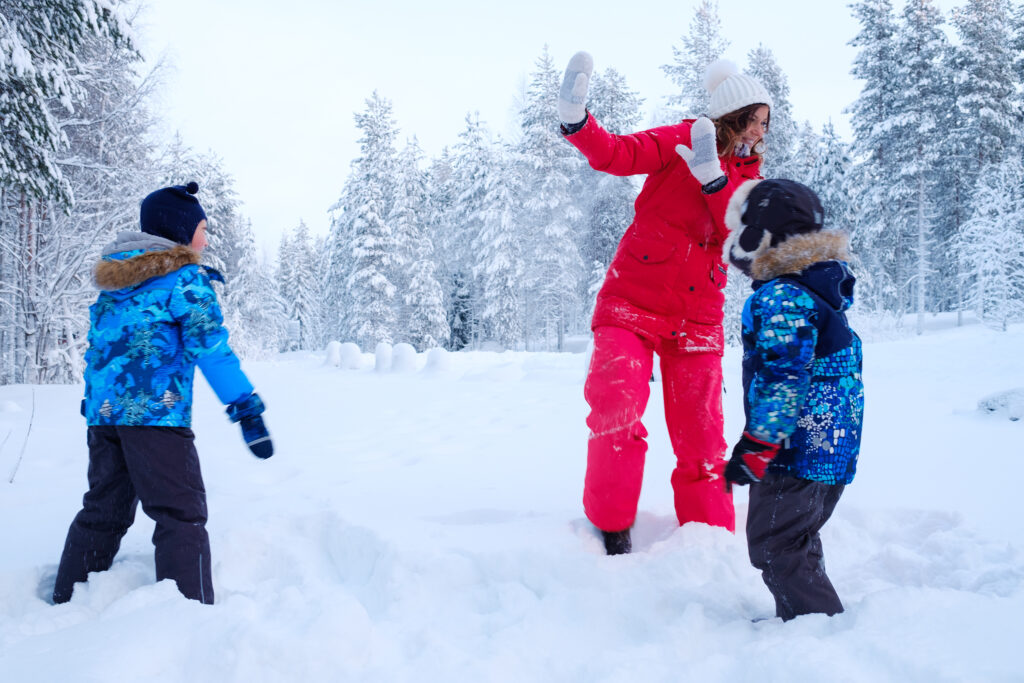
[171,266,254,405]
[196,350,253,405]
[746,282,818,443]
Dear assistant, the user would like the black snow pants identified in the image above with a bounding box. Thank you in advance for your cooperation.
[53,426,214,604]
[746,474,845,621]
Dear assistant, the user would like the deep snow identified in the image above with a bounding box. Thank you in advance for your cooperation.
[1,321,1022,682]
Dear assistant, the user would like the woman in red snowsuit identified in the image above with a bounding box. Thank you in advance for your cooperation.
[558,53,772,553]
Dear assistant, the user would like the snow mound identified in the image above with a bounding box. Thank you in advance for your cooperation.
[423,347,452,372]
[374,342,393,373]
[977,388,1024,421]
[0,400,22,414]
[392,343,417,372]
[324,341,343,367]
[339,342,363,370]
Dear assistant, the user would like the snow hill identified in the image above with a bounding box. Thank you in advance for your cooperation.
[1,321,1021,682]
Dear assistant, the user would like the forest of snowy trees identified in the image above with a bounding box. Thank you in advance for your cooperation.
[2,0,1023,386]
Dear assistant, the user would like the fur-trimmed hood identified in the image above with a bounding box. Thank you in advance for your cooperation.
[94,231,201,291]
[749,230,851,282]
[756,237,857,314]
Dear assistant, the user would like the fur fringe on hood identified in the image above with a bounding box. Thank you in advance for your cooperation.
[94,245,201,291]
[749,230,851,282]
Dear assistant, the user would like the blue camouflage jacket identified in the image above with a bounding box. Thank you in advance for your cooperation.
[740,231,864,485]
[83,232,253,427]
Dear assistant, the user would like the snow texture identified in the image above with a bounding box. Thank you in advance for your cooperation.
[0,320,1021,682]
[977,388,1024,422]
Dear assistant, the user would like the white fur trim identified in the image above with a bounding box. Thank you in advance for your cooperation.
[724,179,761,234]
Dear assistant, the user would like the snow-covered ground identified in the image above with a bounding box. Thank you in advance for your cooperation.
[1,321,1021,682]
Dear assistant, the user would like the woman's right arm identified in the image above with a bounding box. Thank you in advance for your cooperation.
[564,113,681,177]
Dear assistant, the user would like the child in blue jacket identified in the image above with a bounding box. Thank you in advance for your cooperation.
[722,179,864,621]
[53,182,273,605]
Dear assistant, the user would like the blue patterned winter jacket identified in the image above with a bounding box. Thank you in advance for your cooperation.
[740,231,864,485]
[83,232,253,426]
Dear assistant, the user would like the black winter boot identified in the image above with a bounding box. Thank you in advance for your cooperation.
[602,529,631,555]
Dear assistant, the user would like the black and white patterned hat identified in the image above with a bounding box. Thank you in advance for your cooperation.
[724,179,825,276]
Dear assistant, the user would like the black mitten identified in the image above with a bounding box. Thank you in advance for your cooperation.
[226,392,274,459]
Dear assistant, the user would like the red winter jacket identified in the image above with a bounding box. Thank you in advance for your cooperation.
[566,114,762,354]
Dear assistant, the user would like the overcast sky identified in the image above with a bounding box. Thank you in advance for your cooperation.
[137,0,960,254]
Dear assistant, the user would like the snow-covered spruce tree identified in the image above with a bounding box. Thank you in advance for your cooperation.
[942,0,1022,316]
[950,0,1019,175]
[807,122,854,232]
[449,114,490,349]
[0,23,152,385]
[787,120,823,184]
[471,136,525,350]
[518,47,584,351]
[954,157,1024,330]
[422,149,471,350]
[278,220,322,351]
[224,220,286,358]
[745,44,798,179]
[1013,2,1024,107]
[846,0,901,317]
[0,0,132,205]
[392,137,448,350]
[660,0,728,120]
[577,67,642,319]
[888,0,950,334]
[327,91,401,350]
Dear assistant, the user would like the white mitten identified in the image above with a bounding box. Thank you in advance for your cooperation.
[558,51,593,125]
[675,117,724,187]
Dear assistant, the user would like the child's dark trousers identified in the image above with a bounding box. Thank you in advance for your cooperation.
[53,426,214,604]
[747,474,845,621]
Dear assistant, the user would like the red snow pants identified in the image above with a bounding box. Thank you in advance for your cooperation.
[583,325,734,533]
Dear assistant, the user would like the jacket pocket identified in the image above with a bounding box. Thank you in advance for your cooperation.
[623,236,676,264]
[710,261,728,290]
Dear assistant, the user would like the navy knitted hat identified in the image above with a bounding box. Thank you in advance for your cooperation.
[724,179,825,276]
[140,182,207,245]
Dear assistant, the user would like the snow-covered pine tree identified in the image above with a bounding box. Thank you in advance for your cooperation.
[392,137,448,350]
[0,21,152,385]
[224,221,286,358]
[846,0,902,316]
[787,120,823,184]
[449,114,491,349]
[744,44,798,179]
[954,156,1024,330]
[471,136,524,350]
[660,0,728,120]
[943,0,1022,317]
[888,0,950,333]
[1013,2,1024,105]
[0,0,132,204]
[518,46,584,351]
[331,91,401,350]
[278,220,322,351]
[807,122,853,232]
[422,149,469,350]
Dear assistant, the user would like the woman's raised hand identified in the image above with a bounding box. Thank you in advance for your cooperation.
[676,117,725,190]
[558,51,593,125]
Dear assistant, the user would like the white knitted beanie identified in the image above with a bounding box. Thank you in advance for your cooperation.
[705,59,772,118]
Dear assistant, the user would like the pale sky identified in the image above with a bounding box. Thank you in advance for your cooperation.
[137,0,960,254]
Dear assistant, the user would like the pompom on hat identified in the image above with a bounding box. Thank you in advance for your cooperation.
[140,181,207,246]
[704,59,773,118]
